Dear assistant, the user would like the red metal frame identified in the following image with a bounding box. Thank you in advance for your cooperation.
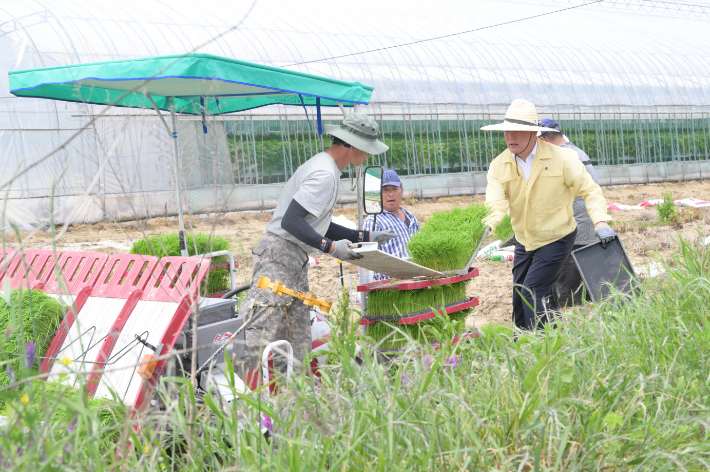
[41,254,158,375]
[4,250,62,290]
[40,285,92,374]
[142,257,211,302]
[131,296,193,412]
[91,254,159,298]
[85,290,144,395]
[44,252,110,294]
[360,296,479,325]
[357,267,479,293]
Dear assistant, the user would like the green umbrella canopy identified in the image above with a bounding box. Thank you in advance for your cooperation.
[8,53,373,115]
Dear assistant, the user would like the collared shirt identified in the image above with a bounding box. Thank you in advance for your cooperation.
[363,207,421,281]
[515,142,537,181]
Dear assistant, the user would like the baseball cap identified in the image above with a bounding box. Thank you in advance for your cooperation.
[538,118,562,136]
[382,170,402,187]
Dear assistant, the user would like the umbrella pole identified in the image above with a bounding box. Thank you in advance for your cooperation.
[169,97,188,257]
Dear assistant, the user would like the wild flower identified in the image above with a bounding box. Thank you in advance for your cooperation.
[401,373,411,386]
[68,417,77,432]
[5,327,11,340]
[303,411,309,420]
[26,341,35,367]
[60,357,72,366]
[6,366,15,383]
[445,356,458,368]
[21,394,29,404]
[423,355,432,371]
[261,413,273,432]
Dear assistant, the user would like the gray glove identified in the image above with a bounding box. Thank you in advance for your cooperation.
[330,239,363,261]
[595,225,616,249]
[370,230,398,245]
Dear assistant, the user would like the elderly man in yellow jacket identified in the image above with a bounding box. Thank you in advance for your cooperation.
[482,99,615,330]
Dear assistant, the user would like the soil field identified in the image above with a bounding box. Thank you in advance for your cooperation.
[15,180,710,328]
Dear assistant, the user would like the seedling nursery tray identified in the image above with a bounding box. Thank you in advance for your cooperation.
[360,296,479,325]
[357,267,479,293]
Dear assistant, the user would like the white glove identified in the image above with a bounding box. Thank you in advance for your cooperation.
[330,240,363,261]
[370,230,398,245]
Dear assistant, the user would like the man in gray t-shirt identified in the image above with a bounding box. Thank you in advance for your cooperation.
[236,113,397,388]
[539,119,601,309]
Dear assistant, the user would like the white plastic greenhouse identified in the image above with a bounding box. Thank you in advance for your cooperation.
[1,0,710,228]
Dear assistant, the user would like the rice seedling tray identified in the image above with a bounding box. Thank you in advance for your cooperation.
[357,267,479,293]
[360,296,479,325]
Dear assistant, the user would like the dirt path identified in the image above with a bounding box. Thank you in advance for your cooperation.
[15,180,710,327]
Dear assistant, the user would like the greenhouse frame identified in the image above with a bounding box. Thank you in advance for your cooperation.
[1,0,709,228]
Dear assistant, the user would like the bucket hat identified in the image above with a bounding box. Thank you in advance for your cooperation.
[480,99,559,133]
[324,113,389,155]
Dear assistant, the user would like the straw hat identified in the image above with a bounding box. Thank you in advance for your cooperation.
[480,99,559,133]
[324,113,389,155]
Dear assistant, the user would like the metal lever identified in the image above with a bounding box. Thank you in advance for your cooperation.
[134,334,157,352]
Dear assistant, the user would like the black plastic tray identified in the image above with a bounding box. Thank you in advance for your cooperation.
[571,238,637,303]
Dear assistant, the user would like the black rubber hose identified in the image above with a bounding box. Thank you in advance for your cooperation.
[221,283,252,299]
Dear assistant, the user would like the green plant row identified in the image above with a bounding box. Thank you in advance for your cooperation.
[130,232,232,294]
[366,281,468,317]
[408,203,489,271]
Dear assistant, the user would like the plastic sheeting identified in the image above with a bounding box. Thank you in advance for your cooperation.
[2,0,710,229]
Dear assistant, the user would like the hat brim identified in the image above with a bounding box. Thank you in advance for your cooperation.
[480,122,556,133]
[324,124,389,155]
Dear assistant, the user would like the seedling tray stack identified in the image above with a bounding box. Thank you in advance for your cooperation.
[359,203,490,348]
[357,268,480,325]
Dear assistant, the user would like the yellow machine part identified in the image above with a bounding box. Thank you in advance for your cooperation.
[256,276,332,313]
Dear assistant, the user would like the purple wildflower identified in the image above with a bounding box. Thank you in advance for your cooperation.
[401,373,411,386]
[303,411,309,420]
[345,403,351,409]
[5,366,14,383]
[445,356,459,368]
[423,355,432,371]
[5,328,11,341]
[261,413,273,432]
[68,416,77,432]
[26,341,35,367]
[16,448,22,458]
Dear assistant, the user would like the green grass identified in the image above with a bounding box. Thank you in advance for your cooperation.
[0,289,66,408]
[130,232,232,294]
[408,203,490,271]
[657,190,678,223]
[1,237,710,470]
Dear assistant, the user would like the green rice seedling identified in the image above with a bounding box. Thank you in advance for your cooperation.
[130,232,232,294]
[366,307,472,347]
[0,289,66,407]
[494,215,513,241]
[366,282,471,348]
[408,203,489,271]
[366,281,468,317]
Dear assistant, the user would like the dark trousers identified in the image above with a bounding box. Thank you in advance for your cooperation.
[551,245,589,309]
[512,229,577,330]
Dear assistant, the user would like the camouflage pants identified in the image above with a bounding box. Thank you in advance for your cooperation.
[235,232,311,379]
